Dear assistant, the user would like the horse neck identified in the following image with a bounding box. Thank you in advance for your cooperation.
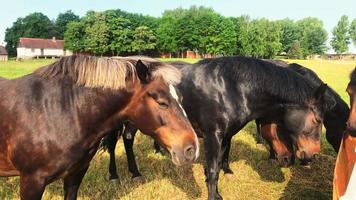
[323,99,349,130]
[71,85,134,144]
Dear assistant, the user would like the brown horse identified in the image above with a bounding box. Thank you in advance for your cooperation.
[0,55,199,200]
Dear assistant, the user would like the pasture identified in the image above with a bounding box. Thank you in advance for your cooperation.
[0,58,355,200]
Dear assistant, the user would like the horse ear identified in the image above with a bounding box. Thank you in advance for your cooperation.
[135,60,150,83]
[313,83,327,104]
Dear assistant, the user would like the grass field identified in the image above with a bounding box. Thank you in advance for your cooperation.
[0,58,355,200]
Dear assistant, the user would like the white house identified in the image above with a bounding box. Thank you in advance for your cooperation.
[17,37,72,59]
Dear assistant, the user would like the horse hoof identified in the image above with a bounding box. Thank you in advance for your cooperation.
[215,194,223,200]
[132,175,145,182]
[223,168,234,175]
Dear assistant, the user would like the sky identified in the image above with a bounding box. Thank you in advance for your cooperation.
[1,0,355,53]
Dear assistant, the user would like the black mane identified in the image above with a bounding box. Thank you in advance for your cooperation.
[196,56,317,105]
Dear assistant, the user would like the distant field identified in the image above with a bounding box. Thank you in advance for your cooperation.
[0,58,355,200]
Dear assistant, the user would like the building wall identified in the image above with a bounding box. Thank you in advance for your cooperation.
[17,47,73,59]
[0,55,8,61]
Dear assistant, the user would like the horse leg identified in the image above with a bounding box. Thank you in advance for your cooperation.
[153,140,162,154]
[255,119,263,144]
[123,126,142,179]
[204,130,224,200]
[19,175,46,200]
[221,137,233,174]
[107,129,121,181]
[64,165,89,200]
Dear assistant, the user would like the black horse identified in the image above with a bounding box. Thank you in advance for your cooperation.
[103,56,331,200]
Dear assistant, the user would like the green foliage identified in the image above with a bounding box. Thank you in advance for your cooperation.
[296,17,328,57]
[331,15,350,54]
[64,21,85,52]
[131,26,156,54]
[350,19,356,46]
[277,19,300,53]
[6,6,337,58]
[288,40,303,59]
[156,14,178,53]
[4,12,55,57]
[83,12,110,55]
[233,15,253,56]
[54,10,79,39]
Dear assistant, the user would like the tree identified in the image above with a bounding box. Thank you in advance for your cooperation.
[297,17,328,57]
[55,10,79,39]
[264,21,282,58]
[4,18,24,56]
[331,15,350,54]
[83,12,109,55]
[233,15,253,56]
[64,21,85,52]
[288,40,303,59]
[131,26,156,54]
[350,19,356,46]
[4,12,55,57]
[105,10,133,55]
[156,13,178,54]
[278,19,301,53]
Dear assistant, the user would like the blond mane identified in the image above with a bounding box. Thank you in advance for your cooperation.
[35,55,181,90]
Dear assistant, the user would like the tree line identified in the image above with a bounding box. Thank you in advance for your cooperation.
[4,6,356,58]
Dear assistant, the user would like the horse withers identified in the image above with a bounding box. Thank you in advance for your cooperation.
[0,55,198,200]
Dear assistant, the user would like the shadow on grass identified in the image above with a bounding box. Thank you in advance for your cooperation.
[279,154,334,200]
[244,122,335,200]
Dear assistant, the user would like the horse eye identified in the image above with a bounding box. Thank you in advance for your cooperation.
[157,101,169,109]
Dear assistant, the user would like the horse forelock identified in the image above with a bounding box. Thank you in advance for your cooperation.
[35,55,181,89]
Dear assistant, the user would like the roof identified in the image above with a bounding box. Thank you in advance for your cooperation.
[18,37,65,49]
[0,46,7,55]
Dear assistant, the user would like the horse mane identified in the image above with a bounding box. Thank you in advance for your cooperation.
[350,67,356,85]
[35,55,181,90]
[196,56,318,105]
[288,63,348,114]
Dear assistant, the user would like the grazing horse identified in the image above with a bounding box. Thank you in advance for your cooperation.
[252,63,349,167]
[103,56,330,200]
[0,55,199,200]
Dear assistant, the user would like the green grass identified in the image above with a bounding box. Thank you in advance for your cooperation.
[0,59,54,78]
[0,58,355,200]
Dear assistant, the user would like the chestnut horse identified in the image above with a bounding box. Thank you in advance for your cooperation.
[0,55,199,200]
[102,56,331,200]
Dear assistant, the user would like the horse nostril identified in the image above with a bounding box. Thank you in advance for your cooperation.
[184,145,195,160]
